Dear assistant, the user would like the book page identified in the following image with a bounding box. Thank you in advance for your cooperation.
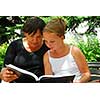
[5,64,39,81]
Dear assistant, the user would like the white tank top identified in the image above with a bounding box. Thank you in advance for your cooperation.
[47,46,81,81]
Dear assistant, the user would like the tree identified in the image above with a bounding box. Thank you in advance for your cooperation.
[0,16,100,45]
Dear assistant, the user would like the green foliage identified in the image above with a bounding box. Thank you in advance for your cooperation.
[0,16,100,66]
[0,16,100,45]
[40,16,66,23]
[0,43,8,70]
[77,36,100,62]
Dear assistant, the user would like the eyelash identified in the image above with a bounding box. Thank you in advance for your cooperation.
[45,40,55,44]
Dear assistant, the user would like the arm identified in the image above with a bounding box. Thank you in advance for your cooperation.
[1,41,19,82]
[43,52,53,75]
[72,46,91,83]
[4,41,17,65]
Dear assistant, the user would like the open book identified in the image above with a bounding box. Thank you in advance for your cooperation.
[4,64,75,83]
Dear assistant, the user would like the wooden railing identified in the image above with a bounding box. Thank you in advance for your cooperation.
[88,62,100,81]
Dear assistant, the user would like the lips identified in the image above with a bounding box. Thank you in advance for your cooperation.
[50,48,55,52]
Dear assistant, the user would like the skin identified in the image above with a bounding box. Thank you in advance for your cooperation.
[0,29,43,82]
[0,68,18,82]
[43,32,91,83]
[23,29,43,52]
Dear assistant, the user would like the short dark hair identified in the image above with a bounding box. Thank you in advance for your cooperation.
[22,17,46,35]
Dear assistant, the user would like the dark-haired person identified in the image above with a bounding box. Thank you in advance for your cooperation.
[0,17,48,83]
[43,18,91,83]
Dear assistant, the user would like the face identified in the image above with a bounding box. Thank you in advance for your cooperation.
[43,32,64,52]
[25,29,43,50]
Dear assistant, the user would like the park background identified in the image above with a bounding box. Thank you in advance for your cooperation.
[0,0,100,100]
[0,16,100,70]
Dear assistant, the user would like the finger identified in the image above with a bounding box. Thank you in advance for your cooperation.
[6,69,15,75]
[3,74,18,82]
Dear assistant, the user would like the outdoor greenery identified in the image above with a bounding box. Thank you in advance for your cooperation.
[0,16,100,70]
[77,36,100,62]
[0,16,100,45]
[0,43,8,70]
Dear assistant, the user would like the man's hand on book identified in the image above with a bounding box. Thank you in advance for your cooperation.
[1,68,19,82]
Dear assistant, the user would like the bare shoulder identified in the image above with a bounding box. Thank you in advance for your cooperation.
[71,45,84,58]
[72,46,82,53]
[44,51,49,61]
[44,51,49,57]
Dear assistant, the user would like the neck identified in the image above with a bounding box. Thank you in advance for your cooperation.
[51,44,69,57]
[23,38,43,52]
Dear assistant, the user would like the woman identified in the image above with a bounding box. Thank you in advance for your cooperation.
[0,17,48,83]
[43,18,91,83]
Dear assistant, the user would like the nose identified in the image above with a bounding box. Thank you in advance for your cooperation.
[31,37,38,43]
[46,42,52,48]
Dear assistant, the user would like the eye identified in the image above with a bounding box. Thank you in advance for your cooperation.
[44,40,55,44]
[50,41,55,43]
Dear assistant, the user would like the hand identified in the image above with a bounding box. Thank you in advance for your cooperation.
[73,80,81,83]
[1,68,19,82]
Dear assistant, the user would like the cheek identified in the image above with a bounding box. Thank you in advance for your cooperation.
[54,41,62,49]
[51,43,58,50]
[45,42,54,49]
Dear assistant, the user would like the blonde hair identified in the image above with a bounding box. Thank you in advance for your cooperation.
[43,18,67,37]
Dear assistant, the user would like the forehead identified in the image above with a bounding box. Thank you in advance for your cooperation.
[29,30,42,37]
[43,32,59,38]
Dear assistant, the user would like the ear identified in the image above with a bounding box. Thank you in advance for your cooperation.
[24,32,28,37]
[60,35,65,39]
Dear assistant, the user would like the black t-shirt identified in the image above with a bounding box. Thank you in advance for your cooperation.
[4,39,48,82]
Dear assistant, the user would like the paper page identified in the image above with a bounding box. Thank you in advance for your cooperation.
[5,64,39,81]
